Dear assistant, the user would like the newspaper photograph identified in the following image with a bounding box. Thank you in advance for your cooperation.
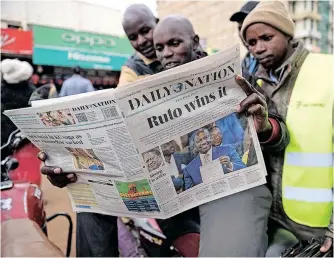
[4,45,267,219]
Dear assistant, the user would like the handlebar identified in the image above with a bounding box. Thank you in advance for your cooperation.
[1,129,28,189]
[1,129,27,159]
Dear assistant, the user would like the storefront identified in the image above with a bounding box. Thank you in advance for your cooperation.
[1,28,33,57]
[32,25,133,71]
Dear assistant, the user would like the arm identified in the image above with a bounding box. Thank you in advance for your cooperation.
[118,66,139,87]
[228,146,247,171]
[260,114,290,153]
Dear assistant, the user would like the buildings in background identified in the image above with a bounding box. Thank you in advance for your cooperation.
[1,0,135,88]
[157,1,247,56]
[289,0,333,54]
[157,0,334,55]
[1,0,124,36]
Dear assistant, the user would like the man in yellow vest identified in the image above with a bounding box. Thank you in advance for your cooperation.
[240,1,333,254]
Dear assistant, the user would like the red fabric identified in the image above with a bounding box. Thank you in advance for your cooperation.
[1,29,33,55]
[12,143,41,186]
[261,118,281,144]
[173,233,200,257]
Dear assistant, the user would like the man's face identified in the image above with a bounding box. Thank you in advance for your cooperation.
[154,25,197,70]
[195,131,212,154]
[245,23,289,70]
[123,15,157,59]
[144,151,162,171]
[210,127,223,147]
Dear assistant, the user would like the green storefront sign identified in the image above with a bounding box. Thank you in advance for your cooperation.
[33,25,134,70]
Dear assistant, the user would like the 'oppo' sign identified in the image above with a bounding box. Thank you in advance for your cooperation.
[61,33,116,48]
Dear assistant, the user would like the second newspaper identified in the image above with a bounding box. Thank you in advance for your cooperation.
[5,45,267,219]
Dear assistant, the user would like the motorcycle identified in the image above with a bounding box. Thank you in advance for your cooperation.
[281,237,333,257]
[1,129,73,257]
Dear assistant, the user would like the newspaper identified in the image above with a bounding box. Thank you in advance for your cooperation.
[4,45,267,219]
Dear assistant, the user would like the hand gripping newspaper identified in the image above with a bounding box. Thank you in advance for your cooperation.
[4,45,268,219]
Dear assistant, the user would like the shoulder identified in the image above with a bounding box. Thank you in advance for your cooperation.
[124,54,143,70]
[213,145,231,153]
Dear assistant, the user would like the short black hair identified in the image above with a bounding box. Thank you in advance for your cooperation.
[72,66,81,74]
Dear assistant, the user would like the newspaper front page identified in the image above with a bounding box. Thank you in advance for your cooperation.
[5,45,267,219]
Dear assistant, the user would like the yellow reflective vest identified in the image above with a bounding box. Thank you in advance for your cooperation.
[259,53,333,228]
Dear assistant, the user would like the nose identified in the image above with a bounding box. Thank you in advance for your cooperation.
[163,46,173,58]
[254,41,266,55]
[137,34,147,46]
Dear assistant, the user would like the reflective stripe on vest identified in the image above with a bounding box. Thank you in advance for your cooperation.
[282,53,333,227]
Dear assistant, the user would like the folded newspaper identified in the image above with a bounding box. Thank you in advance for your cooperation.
[4,45,267,219]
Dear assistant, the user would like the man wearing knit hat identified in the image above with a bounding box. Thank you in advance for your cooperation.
[241,1,333,255]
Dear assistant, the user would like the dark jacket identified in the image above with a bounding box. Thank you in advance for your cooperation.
[1,80,35,145]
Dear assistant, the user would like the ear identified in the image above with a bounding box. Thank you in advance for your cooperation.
[192,35,199,51]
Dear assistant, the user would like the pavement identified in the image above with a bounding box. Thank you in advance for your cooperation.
[41,175,77,257]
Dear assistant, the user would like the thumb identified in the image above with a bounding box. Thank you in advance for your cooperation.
[320,237,332,252]
[37,151,48,162]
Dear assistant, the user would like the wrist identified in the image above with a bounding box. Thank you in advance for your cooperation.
[259,118,281,144]
[258,120,273,142]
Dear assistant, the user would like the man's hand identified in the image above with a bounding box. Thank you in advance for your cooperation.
[235,75,272,134]
[219,156,232,170]
[38,152,77,188]
[320,237,332,253]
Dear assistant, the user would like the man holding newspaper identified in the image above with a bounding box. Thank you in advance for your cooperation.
[27,13,290,257]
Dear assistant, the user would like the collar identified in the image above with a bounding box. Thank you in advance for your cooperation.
[199,148,213,163]
[255,40,308,85]
[136,52,156,65]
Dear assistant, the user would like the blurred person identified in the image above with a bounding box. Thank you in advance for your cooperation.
[30,74,40,87]
[59,66,95,97]
[230,1,259,74]
[153,15,289,256]
[240,1,333,255]
[38,74,49,87]
[53,74,63,93]
[1,59,35,144]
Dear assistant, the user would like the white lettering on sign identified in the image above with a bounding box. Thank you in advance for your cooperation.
[68,52,110,63]
[61,33,116,47]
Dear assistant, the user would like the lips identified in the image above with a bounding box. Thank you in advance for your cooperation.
[258,56,273,64]
[164,61,180,70]
[140,45,154,54]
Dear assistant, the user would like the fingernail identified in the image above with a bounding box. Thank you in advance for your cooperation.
[67,174,74,179]
[54,168,61,174]
[236,105,241,112]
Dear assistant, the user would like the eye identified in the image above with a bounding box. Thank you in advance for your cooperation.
[247,39,256,46]
[171,40,180,47]
[128,35,137,41]
[140,27,150,35]
[155,45,163,52]
[263,35,273,41]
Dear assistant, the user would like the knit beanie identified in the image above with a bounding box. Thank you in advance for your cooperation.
[240,1,295,42]
[1,59,33,84]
